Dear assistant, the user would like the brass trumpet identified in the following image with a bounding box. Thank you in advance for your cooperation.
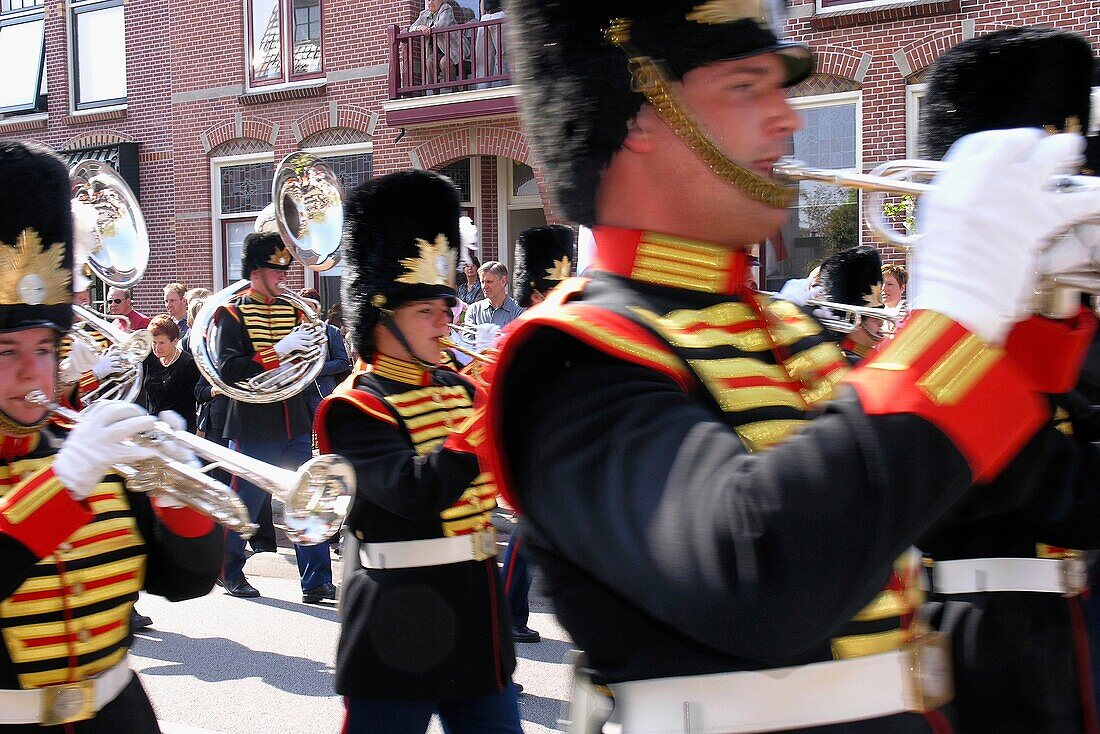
[28,391,354,545]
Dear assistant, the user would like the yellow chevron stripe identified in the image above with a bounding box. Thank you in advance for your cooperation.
[734,419,807,452]
[688,357,792,382]
[1,470,65,525]
[3,603,132,665]
[442,514,493,535]
[867,311,953,372]
[63,517,143,561]
[403,407,473,431]
[18,646,127,690]
[713,385,808,412]
[917,333,1002,406]
[1,557,144,618]
[850,589,911,622]
[831,628,909,659]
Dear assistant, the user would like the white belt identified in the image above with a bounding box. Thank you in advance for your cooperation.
[931,557,1087,596]
[0,655,133,726]
[358,528,496,569]
[606,637,952,734]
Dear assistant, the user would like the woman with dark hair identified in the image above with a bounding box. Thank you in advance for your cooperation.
[143,314,201,431]
[456,253,483,304]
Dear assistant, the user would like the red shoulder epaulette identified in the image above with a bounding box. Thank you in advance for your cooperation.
[481,277,693,512]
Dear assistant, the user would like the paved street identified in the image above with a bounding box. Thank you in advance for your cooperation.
[132,530,574,734]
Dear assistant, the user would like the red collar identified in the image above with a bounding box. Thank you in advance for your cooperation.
[591,226,751,296]
[0,433,38,459]
[368,353,432,386]
[245,288,279,305]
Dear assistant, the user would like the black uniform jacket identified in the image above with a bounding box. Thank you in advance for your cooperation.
[0,427,222,704]
[213,289,316,441]
[918,374,1100,734]
[316,354,515,702]
[479,227,1077,693]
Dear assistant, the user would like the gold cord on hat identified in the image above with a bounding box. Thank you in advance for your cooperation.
[604,18,796,209]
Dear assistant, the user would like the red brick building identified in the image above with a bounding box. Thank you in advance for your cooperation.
[0,0,1095,309]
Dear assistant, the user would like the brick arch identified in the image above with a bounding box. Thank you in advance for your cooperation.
[201,114,279,154]
[896,28,964,79]
[811,43,871,84]
[412,126,530,170]
[293,104,376,142]
[64,130,134,149]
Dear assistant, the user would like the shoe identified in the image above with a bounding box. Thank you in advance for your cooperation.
[130,609,153,630]
[302,581,337,604]
[515,682,524,694]
[511,625,540,643]
[223,578,261,598]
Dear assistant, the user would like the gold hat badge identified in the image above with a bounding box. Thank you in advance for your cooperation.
[544,256,572,282]
[863,283,884,308]
[396,235,456,288]
[267,245,292,267]
[0,230,71,306]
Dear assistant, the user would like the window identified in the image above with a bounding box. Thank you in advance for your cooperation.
[213,157,275,287]
[247,0,322,88]
[71,0,126,110]
[766,92,860,290]
[817,0,895,9]
[448,0,479,22]
[0,0,45,115]
[437,158,472,201]
[510,161,539,199]
[905,83,927,159]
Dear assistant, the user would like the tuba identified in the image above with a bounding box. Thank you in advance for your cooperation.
[189,153,344,403]
[62,160,154,403]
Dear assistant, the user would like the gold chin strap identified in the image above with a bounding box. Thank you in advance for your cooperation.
[605,18,796,210]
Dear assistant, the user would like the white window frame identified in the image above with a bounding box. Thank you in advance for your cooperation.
[242,0,324,93]
[300,141,375,289]
[816,0,898,12]
[0,1,46,116]
[780,89,863,270]
[68,0,127,113]
[905,83,927,160]
[210,152,276,289]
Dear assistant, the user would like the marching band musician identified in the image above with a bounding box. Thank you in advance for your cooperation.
[315,170,521,733]
[0,142,223,732]
[474,1,1100,732]
[914,27,1100,734]
[498,224,575,646]
[814,245,888,360]
[210,232,334,602]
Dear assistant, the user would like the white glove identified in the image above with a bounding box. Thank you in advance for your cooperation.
[912,130,1096,344]
[273,329,310,358]
[91,352,126,380]
[473,322,501,352]
[154,411,201,468]
[59,340,98,384]
[1035,224,1100,276]
[777,277,813,307]
[54,401,158,501]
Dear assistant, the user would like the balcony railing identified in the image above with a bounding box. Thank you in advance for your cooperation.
[387,17,511,99]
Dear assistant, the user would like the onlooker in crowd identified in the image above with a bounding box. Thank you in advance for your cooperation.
[182,287,213,354]
[881,263,908,312]
[328,302,357,364]
[410,0,467,88]
[142,315,201,432]
[107,286,150,331]
[190,298,227,442]
[474,0,507,89]
[298,288,353,415]
[464,261,524,351]
[466,261,524,327]
[456,254,483,304]
[164,282,189,340]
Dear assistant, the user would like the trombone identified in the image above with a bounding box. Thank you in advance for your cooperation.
[27,391,354,545]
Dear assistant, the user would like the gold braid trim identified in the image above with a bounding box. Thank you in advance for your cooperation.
[604,18,796,210]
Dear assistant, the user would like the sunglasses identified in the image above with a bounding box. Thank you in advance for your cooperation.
[108,298,127,304]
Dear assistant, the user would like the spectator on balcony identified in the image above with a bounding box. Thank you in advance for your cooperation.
[474,0,507,89]
[410,0,468,90]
